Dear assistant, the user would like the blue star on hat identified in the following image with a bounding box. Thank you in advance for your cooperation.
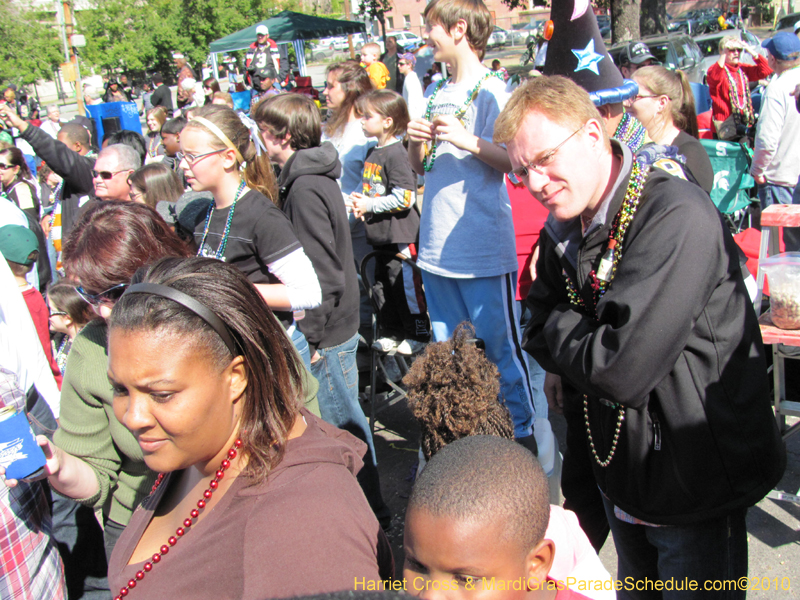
[572,39,604,75]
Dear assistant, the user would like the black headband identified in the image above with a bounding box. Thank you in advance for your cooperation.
[123,283,238,356]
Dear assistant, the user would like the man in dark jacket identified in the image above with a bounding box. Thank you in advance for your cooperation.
[150,73,173,115]
[253,93,391,530]
[495,76,785,595]
[0,105,94,244]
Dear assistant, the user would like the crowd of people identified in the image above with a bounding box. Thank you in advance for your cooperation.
[1,0,798,598]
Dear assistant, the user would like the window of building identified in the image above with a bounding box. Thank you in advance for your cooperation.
[403,14,411,28]
[387,15,394,29]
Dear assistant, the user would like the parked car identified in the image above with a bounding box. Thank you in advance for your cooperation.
[694,28,766,78]
[510,20,544,45]
[596,15,611,39]
[387,31,423,52]
[318,36,349,52]
[487,26,509,49]
[774,11,800,32]
[607,33,705,83]
[308,42,336,61]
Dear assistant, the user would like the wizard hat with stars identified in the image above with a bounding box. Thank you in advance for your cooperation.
[543,0,637,106]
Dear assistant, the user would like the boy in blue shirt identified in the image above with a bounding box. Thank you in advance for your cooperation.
[407,0,538,450]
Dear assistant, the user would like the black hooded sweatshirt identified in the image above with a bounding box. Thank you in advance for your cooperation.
[277,142,359,355]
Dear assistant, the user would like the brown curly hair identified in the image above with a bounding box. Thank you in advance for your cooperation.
[403,322,514,460]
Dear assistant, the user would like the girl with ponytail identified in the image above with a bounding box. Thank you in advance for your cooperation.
[625,66,715,194]
[179,105,321,366]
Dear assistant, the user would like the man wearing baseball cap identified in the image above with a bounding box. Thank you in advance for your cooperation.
[619,41,657,78]
[752,31,800,248]
[246,24,280,91]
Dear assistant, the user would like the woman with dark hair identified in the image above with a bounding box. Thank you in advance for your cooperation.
[128,163,184,207]
[322,61,377,310]
[103,79,131,103]
[1,145,40,220]
[46,280,96,376]
[145,106,168,162]
[105,256,391,598]
[202,77,221,105]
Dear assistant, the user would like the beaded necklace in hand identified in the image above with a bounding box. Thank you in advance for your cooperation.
[196,179,247,260]
[563,160,648,468]
[723,64,754,126]
[422,70,503,172]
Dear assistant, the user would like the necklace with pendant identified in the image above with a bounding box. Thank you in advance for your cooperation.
[563,160,647,467]
[196,179,246,260]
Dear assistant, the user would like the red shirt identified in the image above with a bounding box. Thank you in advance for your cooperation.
[508,179,550,301]
[706,55,772,122]
[21,287,63,390]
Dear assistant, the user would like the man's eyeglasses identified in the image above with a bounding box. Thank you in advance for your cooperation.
[508,125,585,185]
[177,149,225,166]
[0,163,13,170]
[75,283,129,307]
[48,309,68,318]
[92,169,130,180]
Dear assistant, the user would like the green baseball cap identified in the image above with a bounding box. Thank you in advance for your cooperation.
[0,225,38,265]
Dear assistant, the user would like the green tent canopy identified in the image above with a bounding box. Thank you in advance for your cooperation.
[209,10,367,54]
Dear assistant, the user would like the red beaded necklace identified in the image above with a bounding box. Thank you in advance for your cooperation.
[114,439,243,600]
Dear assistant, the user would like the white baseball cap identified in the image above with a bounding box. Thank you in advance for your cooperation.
[256,25,269,36]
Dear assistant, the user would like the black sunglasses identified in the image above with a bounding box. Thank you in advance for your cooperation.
[0,163,13,170]
[91,169,129,180]
[75,283,129,306]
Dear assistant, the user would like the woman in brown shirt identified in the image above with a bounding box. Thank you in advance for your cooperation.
[106,257,392,599]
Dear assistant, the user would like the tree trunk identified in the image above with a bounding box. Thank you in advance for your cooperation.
[611,0,640,45]
[640,0,667,35]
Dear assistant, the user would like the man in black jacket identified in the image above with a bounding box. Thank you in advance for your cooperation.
[149,73,173,116]
[495,76,785,597]
[0,105,94,244]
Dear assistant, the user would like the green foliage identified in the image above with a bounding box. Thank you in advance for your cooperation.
[76,0,278,80]
[0,0,64,85]
[358,0,391,37]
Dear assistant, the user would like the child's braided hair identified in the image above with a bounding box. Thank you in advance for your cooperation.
[404,321,514,460]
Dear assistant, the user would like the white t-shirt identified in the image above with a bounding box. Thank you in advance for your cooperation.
[323,119,377,202]
[417,69,517,278]
[402,71,425,120]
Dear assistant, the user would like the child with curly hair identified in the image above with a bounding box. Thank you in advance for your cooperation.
[404,321,559,498]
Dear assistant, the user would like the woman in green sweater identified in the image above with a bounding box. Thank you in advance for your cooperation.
[47,201,192,559]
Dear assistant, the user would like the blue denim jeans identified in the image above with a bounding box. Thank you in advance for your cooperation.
[289,324,311,371]
[310,331,390,526]
[603,496,748,600]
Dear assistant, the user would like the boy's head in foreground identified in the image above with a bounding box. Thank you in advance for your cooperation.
[423,0,493,61]
[404,436,553,600]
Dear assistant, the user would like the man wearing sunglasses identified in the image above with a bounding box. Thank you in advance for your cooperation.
[496,75,785,596]
[91,144,140,201]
